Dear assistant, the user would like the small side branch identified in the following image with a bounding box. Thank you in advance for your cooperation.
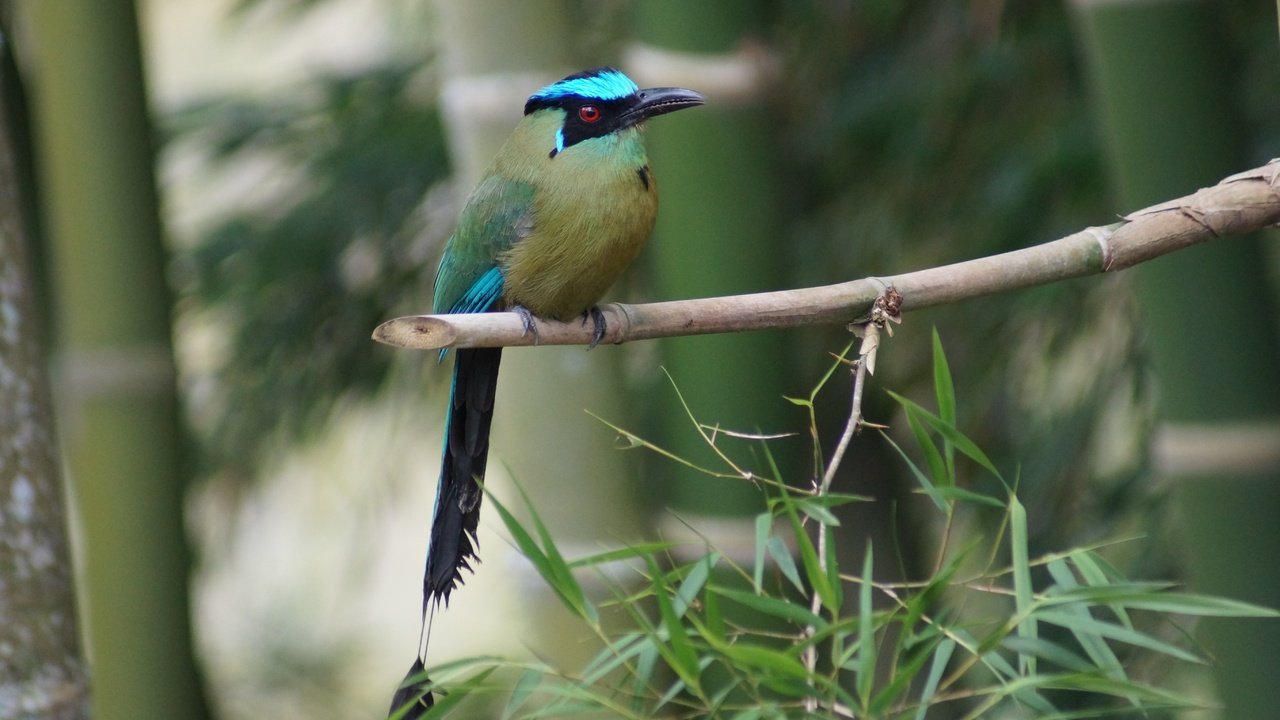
[374,160,1280,351]
[801,291,898,713]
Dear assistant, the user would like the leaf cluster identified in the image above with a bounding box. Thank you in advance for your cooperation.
[391,337,1276,719]
[167,64,450,472]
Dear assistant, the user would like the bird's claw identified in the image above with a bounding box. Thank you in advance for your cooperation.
[513,305,540,345]
[583,307,607,349]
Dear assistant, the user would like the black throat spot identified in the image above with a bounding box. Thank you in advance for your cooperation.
[636,165,650,191]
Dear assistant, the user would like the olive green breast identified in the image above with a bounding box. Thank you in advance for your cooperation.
[494,113,658,320]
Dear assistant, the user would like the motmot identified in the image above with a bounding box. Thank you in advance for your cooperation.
[424,68,704,610]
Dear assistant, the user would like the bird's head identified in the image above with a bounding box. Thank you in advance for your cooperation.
[524,67,704,159]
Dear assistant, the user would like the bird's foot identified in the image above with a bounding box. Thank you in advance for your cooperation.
[582,306,607,349]
[513,305,540,345]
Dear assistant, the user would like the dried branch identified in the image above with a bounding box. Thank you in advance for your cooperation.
[801,300,891,712]
[374,161,1280,351]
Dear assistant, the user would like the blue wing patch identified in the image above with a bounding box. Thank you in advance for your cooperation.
[438,266,503,362]
[449,266,504,315]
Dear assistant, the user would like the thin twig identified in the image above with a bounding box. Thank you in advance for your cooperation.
[823,340,870,495]
[374,161,1280,351]
[801,296,894,714]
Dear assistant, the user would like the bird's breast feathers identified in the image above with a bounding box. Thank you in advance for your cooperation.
[495,125,658,320]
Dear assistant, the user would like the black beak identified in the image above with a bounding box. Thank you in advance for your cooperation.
[622,87,705,127]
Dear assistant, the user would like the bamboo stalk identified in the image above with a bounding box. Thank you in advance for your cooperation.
[27,1,211,717]
[0,24,90,715]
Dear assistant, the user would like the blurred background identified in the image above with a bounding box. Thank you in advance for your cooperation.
[6,0,1280,718]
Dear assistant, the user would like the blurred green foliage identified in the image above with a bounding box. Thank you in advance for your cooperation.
[772,0,1278,563]
[167,63,449,473]
[774,2,1138,559]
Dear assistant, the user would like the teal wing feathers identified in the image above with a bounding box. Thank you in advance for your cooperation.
[433,175,536,314]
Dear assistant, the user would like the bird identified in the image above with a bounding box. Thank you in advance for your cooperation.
[421,67,703,613]
[391,66,703,718]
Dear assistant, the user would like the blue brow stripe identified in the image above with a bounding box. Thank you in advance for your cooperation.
[530,69,638,103]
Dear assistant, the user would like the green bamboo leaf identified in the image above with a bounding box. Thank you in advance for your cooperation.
[580,632,645,685]
[904,403,950,488]
[417,667,496,718]
[633,641,658,707]
[795,497,841,526]
[719,643,809,680]
[896,541,968,674]
[520,679,642,719]
[809,339,857,402]
[825,525,843,613]
[962,635,1059,714]
[508,481,591,621]
[1068,550,1111,585]
[999,636,1093,673]
[523,700,600,718]
[1043,558,1127,682]
[931,327,957,479]
[673,553,716,617]
[647,557,703,696]
[1064,551,1134,630]
[929,485,1004,508]
[1031,709,1191,720]
[962,671,1064,712]
[880,430,948,511]
[766,536,805,595]
[1036,610,1204,663]
[871,633,942,715]
[566,542,674,569]
[885,391,1002,479]
[488,488,596,624]
[517,483,576,583]
[857,544,876,709]
[503,669,543,719]
[703,584,726,644]
[1044,588,1279,618]
[1010,494,1037,676]
[802,491,874,506]
[1045,557,1078,591]
[753,512,770,593]
[712,585,827,629]
[788,505,837,612]
[1072,548,1127,584]
[656,668,695,711]
[953,628,1018,681]
[914,637,955,720]
[1032,673,1197,706]
[486,492,550,584]
[931,327,956,426]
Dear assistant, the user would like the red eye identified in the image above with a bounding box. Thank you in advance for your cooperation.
[578,105,601,123]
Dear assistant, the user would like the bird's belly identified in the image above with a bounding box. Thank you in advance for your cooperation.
[500,180,657,320]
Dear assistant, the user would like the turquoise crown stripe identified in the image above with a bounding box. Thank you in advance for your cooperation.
[529,68,638,103]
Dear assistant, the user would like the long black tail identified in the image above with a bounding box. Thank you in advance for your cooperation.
[423,346,502,610]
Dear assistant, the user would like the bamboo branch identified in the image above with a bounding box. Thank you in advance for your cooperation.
[373,160,1280,351]
[802,312,884,713]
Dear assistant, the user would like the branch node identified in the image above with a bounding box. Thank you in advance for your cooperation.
[1085,225,1116,272]
[606,302,635,344]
